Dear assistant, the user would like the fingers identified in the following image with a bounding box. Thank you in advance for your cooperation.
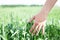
[42,25,45,35]
[32,25,38,35]
[29,22,38,33]
[36,24,42,35]
[29,20,46,35]
[33,23,45,36]
[42,20,46,35]
[29,21,42,35]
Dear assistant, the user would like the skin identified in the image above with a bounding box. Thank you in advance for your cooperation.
[29,0,57,35]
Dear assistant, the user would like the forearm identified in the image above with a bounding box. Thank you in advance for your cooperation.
[39,0,57,17]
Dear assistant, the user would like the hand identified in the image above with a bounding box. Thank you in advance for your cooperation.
[29,13,47,35]
[28,0,57,36]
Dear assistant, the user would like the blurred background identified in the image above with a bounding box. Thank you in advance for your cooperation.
[0,0,60,24]
[0,0,60,40]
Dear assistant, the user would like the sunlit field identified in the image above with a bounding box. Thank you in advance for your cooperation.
[0,6,60,40]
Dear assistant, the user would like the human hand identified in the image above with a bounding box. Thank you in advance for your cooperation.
[29,14,47,35]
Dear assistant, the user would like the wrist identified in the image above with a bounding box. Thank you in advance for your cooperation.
[38,11,48,18]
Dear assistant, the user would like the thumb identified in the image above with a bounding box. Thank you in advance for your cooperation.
[28,16,35,22]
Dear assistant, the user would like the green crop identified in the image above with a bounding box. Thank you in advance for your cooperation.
[0,14,60,40]
[0,19,60,40]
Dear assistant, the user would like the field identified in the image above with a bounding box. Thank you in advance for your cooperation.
[0,6,60,40]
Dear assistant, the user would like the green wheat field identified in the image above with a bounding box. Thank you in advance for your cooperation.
[0,5,60,40]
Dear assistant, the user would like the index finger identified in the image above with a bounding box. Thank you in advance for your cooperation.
[29,22,38,33]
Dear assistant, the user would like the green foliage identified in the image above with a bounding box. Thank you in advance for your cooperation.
[0,18,60,40]
[0,6,60,40]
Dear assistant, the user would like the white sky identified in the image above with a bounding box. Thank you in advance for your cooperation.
[0,0,60,6]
